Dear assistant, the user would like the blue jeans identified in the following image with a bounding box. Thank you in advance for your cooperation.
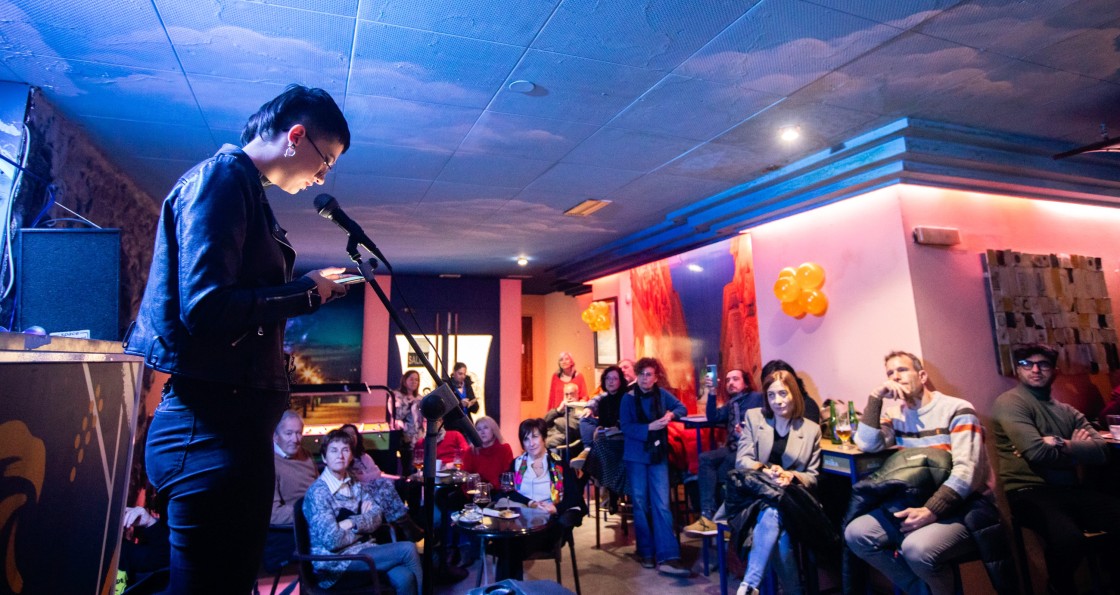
[844,512,976,595]
[334,542,422,594]
[145,377,288,594]
[742,507,803,594]
[698,447,733,517]
[626,460,680,563]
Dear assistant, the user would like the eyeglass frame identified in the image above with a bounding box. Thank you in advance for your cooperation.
[1015,359,1055,372]
[304,135,335,176]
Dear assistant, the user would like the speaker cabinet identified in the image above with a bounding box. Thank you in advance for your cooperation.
[16,228,120,340]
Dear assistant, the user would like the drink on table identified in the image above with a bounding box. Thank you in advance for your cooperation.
[474,483,491,508]
[1108,415,1120,441]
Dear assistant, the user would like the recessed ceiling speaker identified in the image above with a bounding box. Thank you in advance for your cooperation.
[912,226,961,246]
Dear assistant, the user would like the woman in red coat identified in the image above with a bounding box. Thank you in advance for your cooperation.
[547,351,588,409]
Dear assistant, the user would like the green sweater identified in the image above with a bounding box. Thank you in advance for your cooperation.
[991,384,1109,493]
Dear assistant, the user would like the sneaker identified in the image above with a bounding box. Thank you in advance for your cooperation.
[683,516,717,536]
[736,584,759,595]
[658,559,691,577]
[639,556,656,569]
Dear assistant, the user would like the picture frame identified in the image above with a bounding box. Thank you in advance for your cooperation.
[593,298,620,367]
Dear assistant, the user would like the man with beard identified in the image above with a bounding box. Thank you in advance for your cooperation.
[992,343,1119,593]
[845,351,991,595]
[685,368,760,535]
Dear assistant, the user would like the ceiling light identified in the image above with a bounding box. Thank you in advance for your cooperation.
[779,125,801,141]
[564,199,612,217]
[516,256,529,266]
[687,264,704,272]
[508,80,536,93]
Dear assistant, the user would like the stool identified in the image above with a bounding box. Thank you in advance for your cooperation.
[1012,518,1110,595]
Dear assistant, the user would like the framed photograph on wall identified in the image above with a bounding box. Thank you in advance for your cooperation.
[594,298,619,367]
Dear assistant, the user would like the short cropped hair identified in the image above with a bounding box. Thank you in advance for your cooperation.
[320,429,354,459]
[884,351,924,372]
[518,418,548,446]
[241,84,350,151]
[1012,343,1058,365]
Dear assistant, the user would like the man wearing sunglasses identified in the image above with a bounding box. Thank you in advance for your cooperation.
[991,343,1119,594]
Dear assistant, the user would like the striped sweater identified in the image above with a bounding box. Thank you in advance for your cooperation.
[855,391,991,516]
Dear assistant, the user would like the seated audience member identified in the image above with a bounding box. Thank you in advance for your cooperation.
[463,416,514,487]
[303,430,422,594]
[118,505,170,588]
[685,368,761,535]
[499,418,586,580]
[414,427,470,468]
[844,351,994,595]
[620,357,690,577]
[548,351,589,410]
[618,359,638,387]
[582,366,629,511]
[339,423,423,542]
[733,370,821,595]
[450,362,479,418]
[1097,382,1120,422]
[265,410,320,570]
[760,359,821,423]
[545,382,584,451]
[991,344,1120,593]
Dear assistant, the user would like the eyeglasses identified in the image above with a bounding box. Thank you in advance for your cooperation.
[1016,359,1054,372]
[304,135,335,176]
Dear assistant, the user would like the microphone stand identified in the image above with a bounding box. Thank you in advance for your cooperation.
[342,244,469,595]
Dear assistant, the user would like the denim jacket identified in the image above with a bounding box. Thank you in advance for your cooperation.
[124,145,319,390]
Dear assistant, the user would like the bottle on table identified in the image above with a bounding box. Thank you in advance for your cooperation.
[828,400,842,444]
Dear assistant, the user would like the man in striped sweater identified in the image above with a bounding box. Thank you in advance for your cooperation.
[845,351,992,595]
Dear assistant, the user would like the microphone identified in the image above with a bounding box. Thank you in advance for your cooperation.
[313,193,392,272]
[421,384,483,446]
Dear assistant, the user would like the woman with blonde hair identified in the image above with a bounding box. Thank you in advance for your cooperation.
[547,351,588,409]
[463,416,513,486]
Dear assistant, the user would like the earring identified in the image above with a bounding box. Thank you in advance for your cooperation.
[284,143,296,158]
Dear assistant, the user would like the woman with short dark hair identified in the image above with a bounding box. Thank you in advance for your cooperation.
[304,431,422,593]
[126,84,352,593]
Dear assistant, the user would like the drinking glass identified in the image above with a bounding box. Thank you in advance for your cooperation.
[500,472,515,493]
[464,473,480,496]
[412,449,424,476]
[474,483,491,509]
[835,410,853,449]
[1107,414,1120,441]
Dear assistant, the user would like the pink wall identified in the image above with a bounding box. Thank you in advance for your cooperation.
[750,187,924,409]
[360,275,392,420]
[901,185,1120,418]
[499,279,523,450]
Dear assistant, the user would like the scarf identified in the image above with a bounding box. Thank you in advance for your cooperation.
[513,452,562,505]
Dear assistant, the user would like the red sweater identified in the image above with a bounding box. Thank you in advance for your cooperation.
[414,430,469,465]
[464,442,514,486]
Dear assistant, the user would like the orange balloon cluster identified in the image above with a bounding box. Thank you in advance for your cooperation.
[773,262,829,318]
[581,301,613,332]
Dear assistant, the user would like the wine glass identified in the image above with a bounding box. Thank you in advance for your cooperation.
[835,410,853,449]
[412,449,424,477]
[474,482,491,509]
[499,472,515,509]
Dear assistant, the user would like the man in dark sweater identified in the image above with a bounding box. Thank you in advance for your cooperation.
[991,343,1119,593]
[684,368,760,535]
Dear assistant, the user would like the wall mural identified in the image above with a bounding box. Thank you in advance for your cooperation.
[630,234,761,412]
[982,249,1119,376]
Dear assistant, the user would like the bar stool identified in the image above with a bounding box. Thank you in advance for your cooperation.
[1011,517,1110,595]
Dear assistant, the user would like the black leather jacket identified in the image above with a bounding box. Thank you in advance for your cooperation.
[123,145,321,391]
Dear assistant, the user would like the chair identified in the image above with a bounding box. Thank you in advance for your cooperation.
[523,520,582,595]
[292,496,394,594]
[1011,517,1110,595]
[255,525,300,595]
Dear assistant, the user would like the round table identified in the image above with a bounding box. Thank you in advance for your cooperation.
[454,507,555,583]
